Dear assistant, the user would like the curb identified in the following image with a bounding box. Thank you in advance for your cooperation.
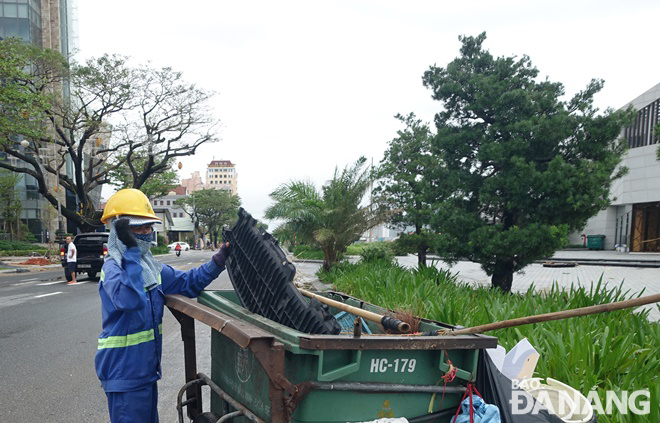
[0,264,61,274]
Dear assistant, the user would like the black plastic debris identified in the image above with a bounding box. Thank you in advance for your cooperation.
[476,350,567,423]
[222,208,341,335]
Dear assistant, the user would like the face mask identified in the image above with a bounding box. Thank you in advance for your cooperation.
[134,232,154,243]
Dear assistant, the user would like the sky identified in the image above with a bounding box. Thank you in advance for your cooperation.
[77,0,660,223]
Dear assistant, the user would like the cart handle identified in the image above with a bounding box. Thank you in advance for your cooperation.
[317,349,362,381]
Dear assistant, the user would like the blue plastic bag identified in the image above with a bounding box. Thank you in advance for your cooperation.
[451,394,501,423]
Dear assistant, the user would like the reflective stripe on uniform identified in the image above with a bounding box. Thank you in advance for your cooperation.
[98,328,156,350]
[144,274,162,292]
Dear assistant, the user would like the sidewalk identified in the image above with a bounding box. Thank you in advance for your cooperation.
[550,249,660,262]
[0,257,61,274]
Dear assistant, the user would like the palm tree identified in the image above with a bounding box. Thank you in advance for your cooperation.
[265,157,382,271]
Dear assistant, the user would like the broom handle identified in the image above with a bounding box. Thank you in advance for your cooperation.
[298,288,411,333]
[445,293,660,336]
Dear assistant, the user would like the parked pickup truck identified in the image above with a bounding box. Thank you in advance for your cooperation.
[60,233,109,279]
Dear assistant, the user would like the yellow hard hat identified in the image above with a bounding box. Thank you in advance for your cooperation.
[101,188,162,224]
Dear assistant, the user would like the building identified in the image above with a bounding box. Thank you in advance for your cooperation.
[151,186,195,244]
[181,171,204,193]
[0,0,79,241]
[205,160,238,194]
[568,83,660,252]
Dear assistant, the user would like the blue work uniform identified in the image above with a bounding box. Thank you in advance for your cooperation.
[95,247,224,423]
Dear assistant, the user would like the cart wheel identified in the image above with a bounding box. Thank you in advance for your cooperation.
[87,271,97,279]
[192,412,222,423]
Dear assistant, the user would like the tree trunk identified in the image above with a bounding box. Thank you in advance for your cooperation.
[491,259,515,292]
[417,244,427,268]
[322,246,337,272]
[414,224,427,267]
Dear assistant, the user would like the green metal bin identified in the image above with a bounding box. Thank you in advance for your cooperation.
[586,234,605,250]
[197,290,497,423]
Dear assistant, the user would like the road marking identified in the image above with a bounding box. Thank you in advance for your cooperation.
[187,262,192,265]
[11,281,40,286]
[34,292,63,298]
[20,278,40,282]
[37,281,65,286]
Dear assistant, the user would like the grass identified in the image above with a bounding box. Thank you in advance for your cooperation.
[292,245,325,260]
[345,242,395,256]
[319,260,659,423]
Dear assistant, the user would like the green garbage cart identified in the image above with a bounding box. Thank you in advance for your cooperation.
[166,290,497,423]
[586,234,606,250]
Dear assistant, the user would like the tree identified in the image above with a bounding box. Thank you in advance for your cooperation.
[0,42,220,232]
[265,157,383,271]
[0,171,23,240]
[421,33,634,292]
[0,38,65,146]
[376,112,440,267]
[108,154,179,200]
[175,189,241,246]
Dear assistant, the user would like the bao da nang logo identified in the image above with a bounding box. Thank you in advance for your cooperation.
[509,379,651,417]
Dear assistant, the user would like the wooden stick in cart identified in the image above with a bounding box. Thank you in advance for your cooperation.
[298,288,411,333]
[443,293,660,336]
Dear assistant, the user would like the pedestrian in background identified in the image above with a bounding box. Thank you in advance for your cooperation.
[65,236,77,285]
[95,188,230,423]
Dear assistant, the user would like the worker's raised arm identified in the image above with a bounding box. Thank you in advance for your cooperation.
[161,243,229,297]
[100,248,147,311]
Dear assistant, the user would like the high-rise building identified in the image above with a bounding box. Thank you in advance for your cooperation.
[1,0,79,240]
[205,160,238,195]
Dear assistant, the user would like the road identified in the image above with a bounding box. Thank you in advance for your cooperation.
[0,250,233,422]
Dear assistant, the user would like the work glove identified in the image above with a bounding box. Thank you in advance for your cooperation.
[212,242,231,268]
[115,218,138,249]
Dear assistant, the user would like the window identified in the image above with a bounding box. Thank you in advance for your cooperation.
[166,200,170,206]
[160,200,163,206]
[153,201,157,205]
[625,99,660,148]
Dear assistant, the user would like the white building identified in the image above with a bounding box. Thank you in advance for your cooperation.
[151,186,195,243]
[205,160,237,194]
[568,83,660,252]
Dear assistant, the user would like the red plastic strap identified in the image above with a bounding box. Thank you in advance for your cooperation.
[452,383,471,423]
[442,359,457,383]
[451,383,482,423]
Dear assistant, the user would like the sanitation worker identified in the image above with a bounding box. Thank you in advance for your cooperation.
[95,188,230,423]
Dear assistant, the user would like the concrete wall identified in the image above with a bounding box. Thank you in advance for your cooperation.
[610,144,660,205]
[567,206,618,250]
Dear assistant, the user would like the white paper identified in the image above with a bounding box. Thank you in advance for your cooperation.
[501,338,540,380]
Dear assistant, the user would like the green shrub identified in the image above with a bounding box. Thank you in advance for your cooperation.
[391,237,414,256]
[0,241,44,251]
[156,234,166,247]
[150,245,169,255]
[292,245,325,260]
[320,260,659,423]
[0,249,50,256]
[359,243,394,263]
